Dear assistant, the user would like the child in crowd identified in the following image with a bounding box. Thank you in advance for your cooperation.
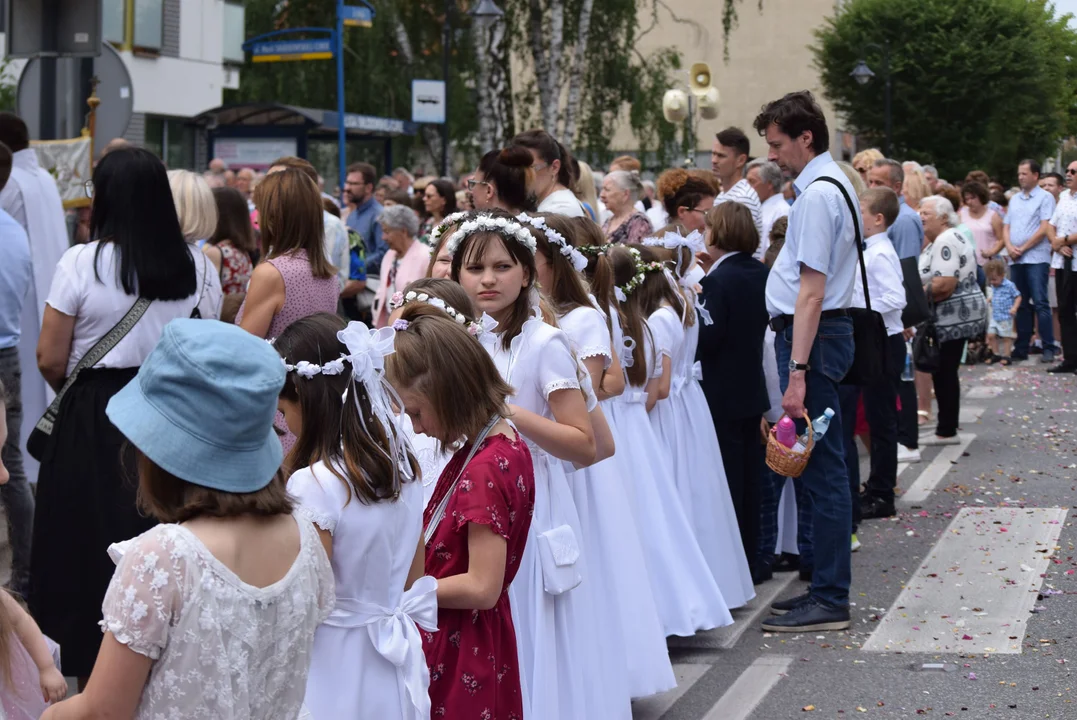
[985,258,1022,365]
[384,301,534,719]
[274,313,432,720]
[44,319,334,719]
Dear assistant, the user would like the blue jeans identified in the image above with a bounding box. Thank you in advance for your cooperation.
[776,316,855,608]
[1010,263,1052,357]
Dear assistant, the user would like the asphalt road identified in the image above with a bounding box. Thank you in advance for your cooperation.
[634,358,1077,720]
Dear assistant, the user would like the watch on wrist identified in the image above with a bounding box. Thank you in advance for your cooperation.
[788,360,810,372]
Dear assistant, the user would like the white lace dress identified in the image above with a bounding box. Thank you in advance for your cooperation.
[649,305,755,609]
[482,312,629,720]
[559,305,675,700]
[289,463,432,720]
[100,515,335,720]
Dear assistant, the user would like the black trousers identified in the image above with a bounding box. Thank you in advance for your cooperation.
[896,367,919,450]
[1059,264,1077,363]
[714,415,764,574]
[861,334,907,503]
[932,339,966,438]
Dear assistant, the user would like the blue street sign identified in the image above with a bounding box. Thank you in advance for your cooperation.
[341,5,374,27]
[250,38,333,62]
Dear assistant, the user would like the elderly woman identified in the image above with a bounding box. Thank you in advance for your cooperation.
[917,196,987,445]
[371,204,431,327]
[601,170,653,244]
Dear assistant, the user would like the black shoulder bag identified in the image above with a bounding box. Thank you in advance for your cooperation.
[810,176,889,386]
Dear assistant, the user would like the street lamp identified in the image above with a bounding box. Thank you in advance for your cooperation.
[442,0,504,176]
[850,41,891,157]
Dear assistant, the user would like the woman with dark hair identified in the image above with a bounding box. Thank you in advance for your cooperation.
[30,146,219,684]
[420,179,458,237]
[204,186,257,296]
[656,168,718,235]
[512,129,586,217]
[470,146,535,213]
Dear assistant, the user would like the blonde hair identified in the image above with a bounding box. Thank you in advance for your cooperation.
[167,169,218,242]
[574,161,599,216]
[903,167,932,210]
[853,148,884,170]
[836,161,867,197]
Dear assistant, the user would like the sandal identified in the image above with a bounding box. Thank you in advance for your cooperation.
[1000,357,1012,366]
[917,410,932,426]
[984,354,999,365]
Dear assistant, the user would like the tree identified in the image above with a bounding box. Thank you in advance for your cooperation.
[813,0,1077,181]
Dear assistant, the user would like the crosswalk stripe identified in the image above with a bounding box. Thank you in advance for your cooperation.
[898,433,975,505]
[700,655,793,720]
[862,506,1067,653]
[631,663,710,719]
[667,573,796,651]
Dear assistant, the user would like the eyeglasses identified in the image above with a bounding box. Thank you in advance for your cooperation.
[532,162,549,173]
[83,180,94,199]
[1067,169,1077,175]
[466,179,491,190]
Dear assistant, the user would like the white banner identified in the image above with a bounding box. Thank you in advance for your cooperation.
[32,136,92,209]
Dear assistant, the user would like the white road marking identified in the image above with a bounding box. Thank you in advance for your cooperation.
[897,462,909,477]
[863,506,1067,654]
[959,406,985,424]
[898,433,975,505]
[982,368,1016,382]
[967,385,1004,399]
[700,655,794,720]
[668,573,796,651]
[631,663,710,719]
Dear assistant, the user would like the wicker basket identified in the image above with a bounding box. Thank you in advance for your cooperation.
[765,413,814,478]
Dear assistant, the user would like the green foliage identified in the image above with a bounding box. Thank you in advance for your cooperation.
[0,57,18,112]
[813,0,1077,182]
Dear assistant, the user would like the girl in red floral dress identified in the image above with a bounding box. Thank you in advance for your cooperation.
[385,301,535,720]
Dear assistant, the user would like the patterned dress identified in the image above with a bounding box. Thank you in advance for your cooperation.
[422,432,535,720]
[216,240,253,295]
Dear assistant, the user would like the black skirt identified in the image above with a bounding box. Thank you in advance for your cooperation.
[28,367,155,677]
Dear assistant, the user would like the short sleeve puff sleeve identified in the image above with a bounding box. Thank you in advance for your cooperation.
[100,526,190,660]
[287,463,347,534]
[647,309,681,361]
[449,444,516,540]
[45,244,88,317]
[536,329,582,400]
[561,306,612,368]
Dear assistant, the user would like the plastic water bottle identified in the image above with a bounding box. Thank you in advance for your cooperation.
[902,341,914,382]
[775,417,797,448]
[793,408,836,452]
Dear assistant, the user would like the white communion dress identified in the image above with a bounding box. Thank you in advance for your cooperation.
[289,464,436,720]
[482,310,628,720]
[649,304,755,609]
[101,516,334,719]
[559,304,675,701]
[605,308,733,637]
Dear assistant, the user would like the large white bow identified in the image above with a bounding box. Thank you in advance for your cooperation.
[338,321,396,384]
[324,576,439,719]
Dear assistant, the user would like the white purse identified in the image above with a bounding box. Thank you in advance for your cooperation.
[537,524,582,595]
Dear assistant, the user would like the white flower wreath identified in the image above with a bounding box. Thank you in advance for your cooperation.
[444,213,538,258]
[615,246,665,299]
[387,290,497,337]
[427,211,473,245]
[515,213,589,272]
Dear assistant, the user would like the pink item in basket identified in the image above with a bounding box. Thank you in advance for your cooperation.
[775,416,797,448]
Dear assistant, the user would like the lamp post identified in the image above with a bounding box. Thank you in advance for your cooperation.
[850,41,891,157]
[442,0,504,176]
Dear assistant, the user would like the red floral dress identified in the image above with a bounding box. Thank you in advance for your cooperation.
[422,431,535,720]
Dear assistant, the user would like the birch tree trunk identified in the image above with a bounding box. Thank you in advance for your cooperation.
[559,0,595,148]
[545,0,564,134]
[475,20,512,149]
[392,17,442,166]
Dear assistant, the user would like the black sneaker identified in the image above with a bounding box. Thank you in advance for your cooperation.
[799,566,814,582]
[772,553,800,573]
[860,496,896,519]
[770,592,811,616]
[761,598,851,632]
[1047,363,1077,374]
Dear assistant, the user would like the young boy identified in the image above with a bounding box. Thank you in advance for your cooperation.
[985,259,1022,365]
[843,187,909,537]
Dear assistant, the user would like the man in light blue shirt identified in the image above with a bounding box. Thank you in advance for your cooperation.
[0,139,32,599]
[866,159,923,259]
[344,162,387,274]
[1003,159,1056,361]
[754,91,858,634]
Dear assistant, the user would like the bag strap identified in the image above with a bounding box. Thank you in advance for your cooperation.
[424,414,502,544]
[810,176,871,312]
[45,297,152,418]
[190,251,209,319]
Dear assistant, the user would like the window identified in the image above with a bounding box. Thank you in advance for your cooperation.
[145,116,196,169]
[103,0,126,45]
[133,0,164,50]
[223,2,246,64]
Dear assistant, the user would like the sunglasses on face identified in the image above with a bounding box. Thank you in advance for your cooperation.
[1067,169,1077,175]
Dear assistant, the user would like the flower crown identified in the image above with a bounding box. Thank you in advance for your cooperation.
[614,247,665,301]
[642,229,705,255]
[577,243,612,257]
[427,211,473,246]
[444,214,538,258]
[515,213,588,272]
[388,290,496,337]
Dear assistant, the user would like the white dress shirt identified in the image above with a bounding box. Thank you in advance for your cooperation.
[852,232,907,336]
[1050,189,1077,271]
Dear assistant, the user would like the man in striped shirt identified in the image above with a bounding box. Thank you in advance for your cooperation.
[712,126,765,258]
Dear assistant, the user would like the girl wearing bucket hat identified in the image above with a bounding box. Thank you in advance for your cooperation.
[273,313,432,720]
[42,319,334,719]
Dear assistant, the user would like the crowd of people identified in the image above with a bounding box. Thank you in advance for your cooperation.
[0,86,1068,718]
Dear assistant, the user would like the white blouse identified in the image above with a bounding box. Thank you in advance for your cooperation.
[537,188,586,218]
[101,516,334,720]
[46,241,223,375]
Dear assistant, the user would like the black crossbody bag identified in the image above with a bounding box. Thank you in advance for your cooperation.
[810,176,889,386]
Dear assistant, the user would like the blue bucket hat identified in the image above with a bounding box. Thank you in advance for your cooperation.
[107,318,286,493]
